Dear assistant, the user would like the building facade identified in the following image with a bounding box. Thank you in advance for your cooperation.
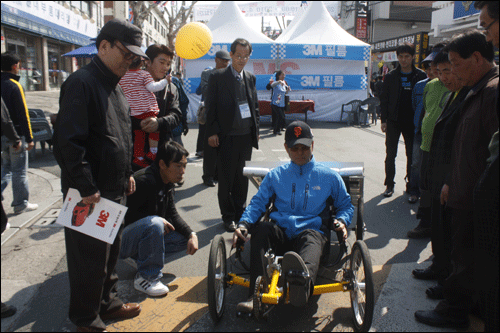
[103,1,168,47]
[1,1,101,91]
[339,1,434,76]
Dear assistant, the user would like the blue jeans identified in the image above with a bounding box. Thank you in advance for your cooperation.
[409,138,422,196]
[119,216,187,281]
[1,136,30,212]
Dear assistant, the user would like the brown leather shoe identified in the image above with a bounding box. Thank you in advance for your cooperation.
[100,303,141,321]
[76,327,107,332]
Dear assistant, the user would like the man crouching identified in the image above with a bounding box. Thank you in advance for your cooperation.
[120,140,198,296]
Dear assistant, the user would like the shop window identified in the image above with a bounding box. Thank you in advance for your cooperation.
[5,30,41,91]
[48,42,69,89]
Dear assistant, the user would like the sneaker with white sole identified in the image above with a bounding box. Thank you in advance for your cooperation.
[134,274,169,297]
[14,203,38,215]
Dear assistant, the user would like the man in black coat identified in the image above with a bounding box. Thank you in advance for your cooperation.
[205,38,260,232]
[379,42,427,197]
[52,19,146,331]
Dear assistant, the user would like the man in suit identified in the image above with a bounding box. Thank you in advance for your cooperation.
[206,38,260,232]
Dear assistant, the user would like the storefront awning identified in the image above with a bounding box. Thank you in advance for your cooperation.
[63,43,97,58]
[1,2,92,46]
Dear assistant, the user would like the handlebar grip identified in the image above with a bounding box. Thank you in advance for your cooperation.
[334,221,345,244]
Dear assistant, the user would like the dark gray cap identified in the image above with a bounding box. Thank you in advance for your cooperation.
[215,50,230,60]
[99,18,148,59]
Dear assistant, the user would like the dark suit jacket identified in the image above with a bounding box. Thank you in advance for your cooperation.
[205,66,260,149]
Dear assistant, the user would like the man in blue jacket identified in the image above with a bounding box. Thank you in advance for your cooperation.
[233,121,353,312]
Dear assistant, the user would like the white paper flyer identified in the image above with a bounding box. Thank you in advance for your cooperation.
[55,188,128,244]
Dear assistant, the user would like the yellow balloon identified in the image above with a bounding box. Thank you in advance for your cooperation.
[175,22,213,60]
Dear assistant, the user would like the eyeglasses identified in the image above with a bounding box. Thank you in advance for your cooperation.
[115,42,138,61]
[480,19,498,32]
[234,55,250,61]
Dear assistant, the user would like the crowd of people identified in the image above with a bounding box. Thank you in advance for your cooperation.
[0,1,498,330]
[376,1,498,330]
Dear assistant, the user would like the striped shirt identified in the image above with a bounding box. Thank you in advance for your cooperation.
[119,69,159,117]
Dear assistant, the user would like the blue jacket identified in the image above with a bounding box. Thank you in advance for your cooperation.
[412,78,429,140]
[240,157,353,239]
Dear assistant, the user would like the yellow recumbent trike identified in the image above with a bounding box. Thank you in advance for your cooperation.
[207,161,374,331]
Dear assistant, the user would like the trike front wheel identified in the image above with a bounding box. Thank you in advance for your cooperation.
[207,234,227,323]
[349,240,374,332]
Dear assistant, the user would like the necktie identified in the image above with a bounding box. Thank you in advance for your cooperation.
[236,74,241,81]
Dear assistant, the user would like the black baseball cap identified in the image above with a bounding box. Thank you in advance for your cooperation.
[285,121,313,147]
[99,18,148,59]
[215,50,231,60]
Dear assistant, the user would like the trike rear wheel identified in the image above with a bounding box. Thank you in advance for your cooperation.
[356,197,365,240]
[207,234,227,323]
[349,240,374,332]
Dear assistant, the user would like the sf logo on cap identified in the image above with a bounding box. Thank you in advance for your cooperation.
[294,127,302,137]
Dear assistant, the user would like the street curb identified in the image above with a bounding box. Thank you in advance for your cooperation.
[1,169,62,246]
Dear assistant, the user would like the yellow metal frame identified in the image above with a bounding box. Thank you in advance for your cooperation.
[227,269,351,306]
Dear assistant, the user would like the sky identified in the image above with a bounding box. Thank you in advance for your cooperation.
[192,1,338,32]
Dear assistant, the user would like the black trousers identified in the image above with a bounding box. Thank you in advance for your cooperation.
[271,104,285,133]
[429,197,452,284]
[435,208,474,317]
[202,142,217,181]
[196,123,206,153]
[416,151,431,227]
[473,156,499,331]
[65,226,123,329]
[216,134,252,223]
[384,120,414,188]
[249,222,327,297]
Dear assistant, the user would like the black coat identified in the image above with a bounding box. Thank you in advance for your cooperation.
[426,87,470,197]
[205,66,260,149]
[1,96,21,145]
[380,65,427,123]
[1,72,33,143]
[53,56,133,201]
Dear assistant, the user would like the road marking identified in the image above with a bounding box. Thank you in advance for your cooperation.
[107,265,391,332]
[108,276,208,332]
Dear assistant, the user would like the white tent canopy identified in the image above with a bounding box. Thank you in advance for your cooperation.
[276,2,369,46]
[184,1,277,122]
[272,1,370,122]
[206,1,275,44]
[183,1,370,123]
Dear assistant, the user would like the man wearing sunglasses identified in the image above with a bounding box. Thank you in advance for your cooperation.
[53,18,149,332]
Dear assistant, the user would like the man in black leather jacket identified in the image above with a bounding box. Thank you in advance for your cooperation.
[380,42,427,197]
[53,19,146,331]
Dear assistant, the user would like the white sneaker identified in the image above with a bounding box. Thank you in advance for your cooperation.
[14,203,39,215]
[1,223,11,235]
[134,274,169,297]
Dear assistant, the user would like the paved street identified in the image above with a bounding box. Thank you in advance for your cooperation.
[1,90,483,332]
